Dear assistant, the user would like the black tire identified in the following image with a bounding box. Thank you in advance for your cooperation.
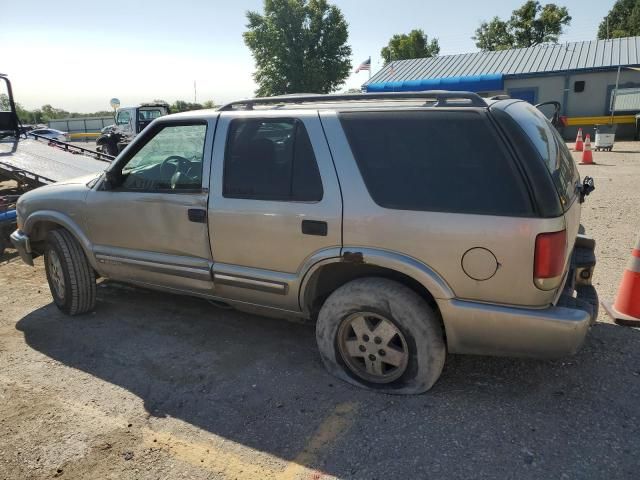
[44,229,96,315]
[98,140,117,156]
[316,277,446,394]
[104,141,118,156]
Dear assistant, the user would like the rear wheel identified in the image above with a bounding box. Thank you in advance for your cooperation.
[316,277,445,394]
[44,229,96,315]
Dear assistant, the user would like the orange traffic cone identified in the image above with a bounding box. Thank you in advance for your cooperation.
[603,235,640,327]
[580,134,594,165]
[574,128,584,152]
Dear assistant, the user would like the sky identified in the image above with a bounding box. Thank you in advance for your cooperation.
[1,0,613,112]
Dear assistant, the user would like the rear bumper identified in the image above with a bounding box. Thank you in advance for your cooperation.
[440,298,591,358]
[438,235,598,358]
[10,229,33,266]
[441,235,597,358]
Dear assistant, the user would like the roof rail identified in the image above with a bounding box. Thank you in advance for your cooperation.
[218,90,487,111]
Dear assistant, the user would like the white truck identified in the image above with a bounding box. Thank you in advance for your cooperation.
[96,103,169,156]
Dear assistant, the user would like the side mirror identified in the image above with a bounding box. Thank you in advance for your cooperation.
[579,176,595,203]
[102,170,120,191]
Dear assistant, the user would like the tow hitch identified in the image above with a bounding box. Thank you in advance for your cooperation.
[579,176,595,203]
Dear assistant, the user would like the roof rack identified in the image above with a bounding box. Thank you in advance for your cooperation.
[218,91,487,111]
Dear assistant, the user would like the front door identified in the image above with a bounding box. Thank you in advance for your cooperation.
[85,119,215,294]
[208,112,342,311]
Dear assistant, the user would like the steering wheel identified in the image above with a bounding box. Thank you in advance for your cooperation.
[159,155,190,189]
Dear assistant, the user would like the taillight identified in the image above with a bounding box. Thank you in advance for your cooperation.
[534,230,567,290]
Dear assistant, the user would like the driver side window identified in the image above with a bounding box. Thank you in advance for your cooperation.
[120,123,207,191]
[116,111,130,125]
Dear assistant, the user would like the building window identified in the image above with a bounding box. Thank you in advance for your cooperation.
[574,81,585,93]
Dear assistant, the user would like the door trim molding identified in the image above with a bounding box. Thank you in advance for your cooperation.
[212,273,288,295]
[95,253,212,281]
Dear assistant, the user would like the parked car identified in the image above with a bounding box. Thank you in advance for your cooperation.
[10,92,596,394]
[29,128,70,142]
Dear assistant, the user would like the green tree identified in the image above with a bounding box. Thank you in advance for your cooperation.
[0,94,39,124]
[598,0,640,39]
[40,104,70,121]
[473,1,571,51]
[244,0,352,96]
[170,100,203,113]
[474,17,517,51]
[381,29,440,65]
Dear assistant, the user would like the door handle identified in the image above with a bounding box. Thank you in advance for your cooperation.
[188,208,207,223]
[301,220,327,236]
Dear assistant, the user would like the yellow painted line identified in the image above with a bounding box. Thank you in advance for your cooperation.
[142,429,286,479]
[277,402,359,480]
[565,115,635,126]
[69,132,101,139]
[143,402,359,480]
[1,373,358,480]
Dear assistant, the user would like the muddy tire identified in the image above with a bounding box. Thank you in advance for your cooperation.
[316,277,445,394]
[44,229,96,315]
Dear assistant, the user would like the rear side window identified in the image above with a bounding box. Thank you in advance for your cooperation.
[502,101,579,211]
[223,118,323,202]
[340,111,532,215]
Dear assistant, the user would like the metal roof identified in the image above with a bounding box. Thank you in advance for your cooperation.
[366,36,640,86]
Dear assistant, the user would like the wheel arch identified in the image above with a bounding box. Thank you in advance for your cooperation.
[23,211,98,270]
[300,248,454,319]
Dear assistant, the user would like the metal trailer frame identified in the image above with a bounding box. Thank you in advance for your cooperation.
[0,73,20,139]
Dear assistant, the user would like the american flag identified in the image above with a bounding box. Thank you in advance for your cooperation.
[355,57,371,73]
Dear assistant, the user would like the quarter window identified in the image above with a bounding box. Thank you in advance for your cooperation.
[340,111,532,215]
[504,102,579,210]
[119,123,207,191]
[223,118,323,201]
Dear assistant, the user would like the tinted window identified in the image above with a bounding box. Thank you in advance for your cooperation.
[223,118,323,202]
[340,111,532,215]
[120,123,206,191]
[504,101,579,211]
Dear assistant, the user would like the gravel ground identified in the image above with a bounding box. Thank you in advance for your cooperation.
[0,142,639,480]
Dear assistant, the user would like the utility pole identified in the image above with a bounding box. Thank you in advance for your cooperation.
[610,65,621,125]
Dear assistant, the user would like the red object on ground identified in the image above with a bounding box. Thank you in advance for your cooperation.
[603,236,640,327]
[574,128,584,152]
[580,134,594,165]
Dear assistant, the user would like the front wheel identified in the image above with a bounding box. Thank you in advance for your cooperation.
[98,140,118,156]
[316,277,446,394]
[44,229,96,315]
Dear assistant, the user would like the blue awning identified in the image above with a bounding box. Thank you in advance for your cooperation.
[366,74,504,93]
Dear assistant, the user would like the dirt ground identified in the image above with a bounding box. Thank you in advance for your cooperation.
[1,142,639,480]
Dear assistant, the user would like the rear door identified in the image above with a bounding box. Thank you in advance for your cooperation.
[208,111,342,311]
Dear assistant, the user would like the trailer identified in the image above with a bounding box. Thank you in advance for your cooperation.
[0,136,112,187]
[1,74,112,189]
